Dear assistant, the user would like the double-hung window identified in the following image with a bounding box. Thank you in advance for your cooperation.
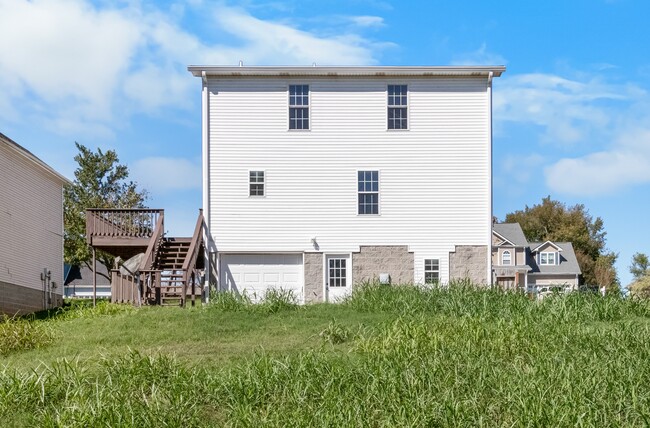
[358,171,379,215]
[540,252,556,265]
[388,84,408,130]
[289,84,309,130]
[424,259,439,284]
[249,171,264,196]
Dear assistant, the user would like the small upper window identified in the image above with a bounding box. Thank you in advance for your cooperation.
[502,250,512,266]
[424,259,439,284]
[249,171,264,196]
[540,252,556,265]
[388,84,408,130]
[358,171,379,215]
[289,85,309,130]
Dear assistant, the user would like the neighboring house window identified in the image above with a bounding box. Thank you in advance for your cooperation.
[388,84,408,130]
[502,250,512,266]
[328,258,347,287]
[424,259,439,284]
[289,84,309,130]
[249,171,264,196]
[540,252,556,265]
[358,170,379,215]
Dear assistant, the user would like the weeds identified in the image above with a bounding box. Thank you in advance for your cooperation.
[0,316,55,356]
[3,285,650,426]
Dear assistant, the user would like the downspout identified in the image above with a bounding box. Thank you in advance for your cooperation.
[201,70,211,302]
[487,71,494,286]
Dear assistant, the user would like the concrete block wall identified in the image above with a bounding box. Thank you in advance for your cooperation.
[449,245,488,285]
[303,253,324,303]
[352,245,414,285]
[0,280,63,316]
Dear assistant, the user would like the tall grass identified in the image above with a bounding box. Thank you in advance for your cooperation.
[0,316,55,356]
[3,284,650,426]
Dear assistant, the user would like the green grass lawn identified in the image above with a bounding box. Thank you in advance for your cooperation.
[2,285,650,427]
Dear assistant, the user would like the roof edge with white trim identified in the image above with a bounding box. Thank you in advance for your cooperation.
[188,65,506,78]
[0,132,70,185]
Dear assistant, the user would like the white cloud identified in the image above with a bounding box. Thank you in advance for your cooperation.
[0,1,388,136]
[451,43,506,66]
[348,16,385,28]
[131,157,202,194]
[545,129,650,196]
[494,73,646,145]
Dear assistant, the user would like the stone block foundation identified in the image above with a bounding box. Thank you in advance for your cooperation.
[303,253,324,303]
[449,245,488,285]
[352,245,414,285]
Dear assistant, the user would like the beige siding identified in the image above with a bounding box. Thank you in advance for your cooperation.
[529,275,578,287]
[0,143,64,306]
[207,76,490,283]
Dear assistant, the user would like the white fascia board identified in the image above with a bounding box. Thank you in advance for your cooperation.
[531,241,564,252]
[187,65,506,78]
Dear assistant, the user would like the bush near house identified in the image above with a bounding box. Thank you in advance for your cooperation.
[2,285,650,427]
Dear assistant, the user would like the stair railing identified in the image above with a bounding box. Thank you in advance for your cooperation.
[181,210,206,307]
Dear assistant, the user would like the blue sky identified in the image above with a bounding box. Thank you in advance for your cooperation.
[1,0,648,286]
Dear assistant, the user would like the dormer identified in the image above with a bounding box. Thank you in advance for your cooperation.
[531,241,563,266]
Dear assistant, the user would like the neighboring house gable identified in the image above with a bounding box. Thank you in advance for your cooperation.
[189,65,505,302]
[0,132,69,315]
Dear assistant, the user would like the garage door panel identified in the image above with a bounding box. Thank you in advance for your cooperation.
[221,254,303,303]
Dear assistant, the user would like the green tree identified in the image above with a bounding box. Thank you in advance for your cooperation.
[505,196,619,291]
[629,252,650,280]
[64,143,148,279]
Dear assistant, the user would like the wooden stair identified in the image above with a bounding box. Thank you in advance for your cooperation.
[155,238,191,306]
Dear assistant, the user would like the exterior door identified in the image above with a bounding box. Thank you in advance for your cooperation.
[326,254,351,302]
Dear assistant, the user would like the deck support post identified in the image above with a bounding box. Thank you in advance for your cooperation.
[92,247,97,307]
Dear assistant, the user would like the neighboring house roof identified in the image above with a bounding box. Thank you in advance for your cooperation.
[0,132,70,185]
[64,264,111,286]
[527,242,581,275]
[188,65,506,79]
[493,223,528,247]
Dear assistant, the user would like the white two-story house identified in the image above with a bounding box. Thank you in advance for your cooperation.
[188,65,505,303]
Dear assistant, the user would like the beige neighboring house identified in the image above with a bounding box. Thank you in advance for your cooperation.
[492,223,581,291]
[0,132,69,315]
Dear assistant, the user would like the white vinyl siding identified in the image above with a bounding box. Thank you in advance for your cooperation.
[206,77,490,283]
[0,142,65,296]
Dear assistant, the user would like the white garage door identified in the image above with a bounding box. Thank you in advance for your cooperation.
[220,254,303,303]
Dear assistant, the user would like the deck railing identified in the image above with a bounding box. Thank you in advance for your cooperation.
[86,209,164,243]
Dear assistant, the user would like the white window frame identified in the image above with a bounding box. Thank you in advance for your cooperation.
[424,259,440,284]
[288,84,310,131]
[387,84,409,130]
[248,170,265,197]
[502,250,512,266]
[357,170,380,215]
[540,252,556,265]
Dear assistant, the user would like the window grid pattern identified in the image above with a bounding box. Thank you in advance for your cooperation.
[289,85,309,130]
[540,252,556,265]
[358,171,379,215]
[388,84,408,130]
[329,258,347,287]
[502,250,512,266]
[424,259,439,284]
[249,171,264,196]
